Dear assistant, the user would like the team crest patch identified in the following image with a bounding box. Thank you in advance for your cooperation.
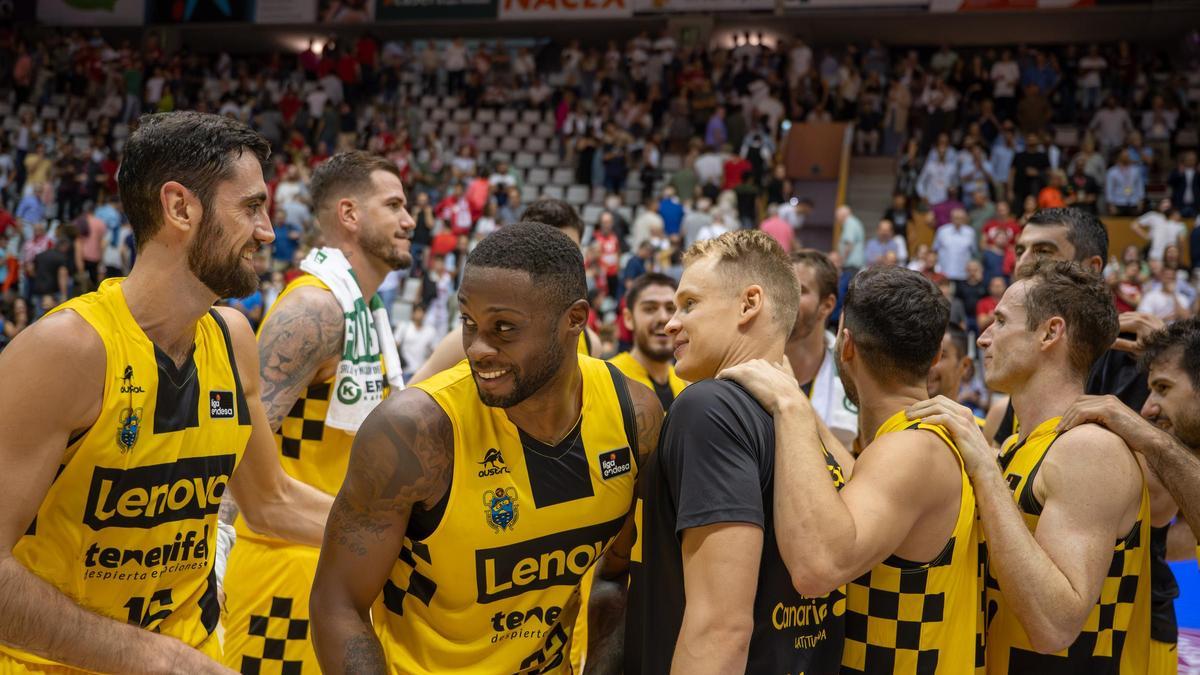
[117,365,142,453]
[484,487,519,533]
[598,447,632,480]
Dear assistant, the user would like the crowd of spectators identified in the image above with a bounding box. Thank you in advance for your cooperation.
[0,29,1197,396]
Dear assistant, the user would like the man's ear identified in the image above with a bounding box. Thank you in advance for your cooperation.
[159,181,200,236]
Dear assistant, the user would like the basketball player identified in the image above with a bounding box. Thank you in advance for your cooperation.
[624,230,855,674]
[785,249,857,446]
[1058,317,1200,662]
[998,207,1181,670]
[409,198,600,384]
[0,112,332,672]
[310,223,662,674]
[608,272,687,411]
[221,151,415,673]
[723,265,985,674]
[909,260,1153,672]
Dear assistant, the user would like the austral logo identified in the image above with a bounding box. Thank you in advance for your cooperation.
[209,391,235,419]
[82,455,236,531]
[475,516,624,603]
[598,447,632,480]
[478,448,511,477]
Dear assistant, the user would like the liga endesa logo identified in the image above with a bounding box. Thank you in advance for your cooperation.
[82,455,236,531]
[475,516,625,603]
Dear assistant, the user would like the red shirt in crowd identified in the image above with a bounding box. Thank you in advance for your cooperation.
[594,231,621,277]
[983,216,1021,249]
[337,54,359,84]
[356,37,377,69]
[723,156,751,191]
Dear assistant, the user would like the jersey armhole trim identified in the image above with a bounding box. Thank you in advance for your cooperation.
[208,309,251,425]
[605,361,640,470]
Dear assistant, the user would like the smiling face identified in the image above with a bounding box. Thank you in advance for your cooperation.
[1143,350,1200,448]
[186,151,274,299]
[459,267,582,409]
[626,283,676,363]
[356,170,415,271]
[665,255,744,382]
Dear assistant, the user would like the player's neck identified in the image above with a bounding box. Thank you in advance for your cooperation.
[1010,369,1082,441]
[785,326,827,387]
[630,345,670,384]
[338,244,388,301]
[122,255,218,366]
[718,336,785,378]
[505,359,584,447]
[856,378,929,446]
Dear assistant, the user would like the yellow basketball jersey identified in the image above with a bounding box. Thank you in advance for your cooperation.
[375,357,639,674]
[235,274,369,544]
[1,279,250,670]
[987,417,1152,674]
[607,351,687,405]
[842,410,985,675]
[225,274,392,674]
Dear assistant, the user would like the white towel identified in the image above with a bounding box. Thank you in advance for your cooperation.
[300,247,404,432]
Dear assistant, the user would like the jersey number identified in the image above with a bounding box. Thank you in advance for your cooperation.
[125,589,175,632]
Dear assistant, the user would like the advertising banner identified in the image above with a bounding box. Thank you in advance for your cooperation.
[257,0,319,23]
[635,0,772,11]
[498,0,631,21]
[39,0,145,25]
[145,0,255,23]
[376,0,498,20]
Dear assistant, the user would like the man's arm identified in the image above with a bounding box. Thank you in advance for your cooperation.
[719,360,951,596]
[914,396,1143,653]
[1166,520,1197,562]
[586,379,663,675]
[218,307,334,548]
[0,313,231,673]
[310,389,452,675]
[671,523,762,675]
[1060,395,1200,537]
[219,288,343,526]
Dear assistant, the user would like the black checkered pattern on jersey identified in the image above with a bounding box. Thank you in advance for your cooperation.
[240,596,309,675]
[279,383,330,460]
[381,540,438,617]
[843,539,956,675]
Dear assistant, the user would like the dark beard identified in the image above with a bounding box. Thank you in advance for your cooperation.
[187,210,259,299]
[360,225,412,271]
[475,327,568,409]
[633,327,673,362]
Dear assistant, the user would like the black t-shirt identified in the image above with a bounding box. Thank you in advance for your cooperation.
[1011,151,1049,201]
[31,248,71,296]
[955,279,988,319]
[626,379,845,675]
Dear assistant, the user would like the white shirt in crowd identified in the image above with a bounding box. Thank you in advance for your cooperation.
[1078,54,1106,89]
[395,318,438,376]
[1138,286,1190,321]
[1136,211,1187,262]
[990,59,1019,98]
[443,42,468,72]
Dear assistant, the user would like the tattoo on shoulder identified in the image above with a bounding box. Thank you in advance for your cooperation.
[257,292,344,430]
[327,394,453,556]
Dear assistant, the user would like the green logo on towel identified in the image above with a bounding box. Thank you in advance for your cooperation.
[336,377,363,405]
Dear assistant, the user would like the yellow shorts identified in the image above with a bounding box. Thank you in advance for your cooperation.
[222,537,320,674]
[1148,639,1178,675]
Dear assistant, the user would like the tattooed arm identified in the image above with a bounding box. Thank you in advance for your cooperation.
[587,379,663,675]
[310,389,453,675]
[219,287,343,527]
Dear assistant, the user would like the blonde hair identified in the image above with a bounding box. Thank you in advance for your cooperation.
[683,229,800,336]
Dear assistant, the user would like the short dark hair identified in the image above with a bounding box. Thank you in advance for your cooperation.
[1139,317,1200,391]
[309,151,402,215]
[1021,259,1117,377]
[844,266,949,383]
[465,221,587,312]
[791,249,838,301]
[625,272,678,308]
[1024,207,1108,263]
[118,112,270,249]
[522,198,584,241]
[946,323,970,361]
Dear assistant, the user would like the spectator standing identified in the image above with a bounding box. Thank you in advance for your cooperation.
[1089,97,1134,156]
[882,192,912,242]
[917,135,958,207]
[1065,160,1102,215]
[933,207,978,281]
[990,49,1021,119]
[759,204,795,254]
[394,304,437,380]
[444,38,468,95]
[658,186,684,238]
[1077,45,1107,111]
[864,218,906,267]
[836,205,866,271]
[1132,201,1186,264]
[955,259,988,332]
[1106,150,1145,216]
[1168,150,1199,219]
[1009,132,1049,208]
[1139,265,1191,321]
